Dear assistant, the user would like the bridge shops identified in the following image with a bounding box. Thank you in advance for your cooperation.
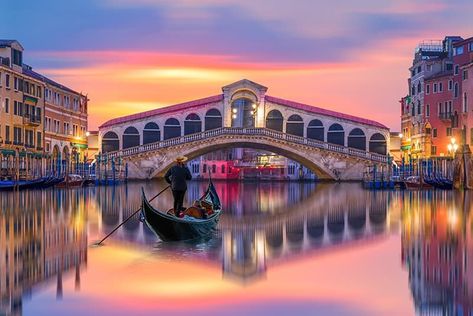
[98,79,391,181]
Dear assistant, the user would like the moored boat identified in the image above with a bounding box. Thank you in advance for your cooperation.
[141,181,222,241]
[404,176,433,189]
[56,174,85,188]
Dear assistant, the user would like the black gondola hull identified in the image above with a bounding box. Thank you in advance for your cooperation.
[141,190,221,241]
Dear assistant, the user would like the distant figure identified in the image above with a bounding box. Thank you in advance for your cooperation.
[165,156,192,216]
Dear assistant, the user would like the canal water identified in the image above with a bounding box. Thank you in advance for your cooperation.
[1,181,472,315]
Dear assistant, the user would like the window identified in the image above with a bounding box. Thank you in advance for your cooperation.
[412,85,416,95]
[448,101,453,113]
[5,126,10,142]
[0,71,2,86]
[463,70,468,80]
[426,84,430,94]
[288,165,295,175]
[212,164,216,173]
[439,82,443,92]
[221,165,225,174]
[447,127,452,136]
[417,82,421,93]
[411,105,415,116]
[14,77,18,90]
[202,164,207,173]
[455,46,464,55]
[417,66,421,73]
[13,127,22,144]
[5,74,10,88]
[454,83,459,98]
[4,98,9,113]
[470,42,473,52]
[433,83,437,93]
[431,146,437,155]
[12,49,22,66]
[464,93,468,113]
[433,128,437,137]
[448,80,453,90]
[426,104,430,117]
[417,101,421,115]
[455,65,459,75]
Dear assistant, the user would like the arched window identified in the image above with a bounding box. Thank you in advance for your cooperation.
[286,114,303,137]
[205,109,222,131]
[221,165,225,174]
[164,118,181,140]
[347,128,366,150]
[266,110,283,132]
[143,122,160,144]
[102,131,119,153]
[307,119,324,141]
[184,113,202,135]
[122,126,140,149]
[417,82,421,94]
[231,98,256,128]
[369,133,387,155]
[327,123,344,146]
[454,82,459,98]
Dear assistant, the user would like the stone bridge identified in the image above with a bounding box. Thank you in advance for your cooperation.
[98,79,390,180]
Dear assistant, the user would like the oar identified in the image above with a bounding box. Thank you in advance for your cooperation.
[94,185,171,246]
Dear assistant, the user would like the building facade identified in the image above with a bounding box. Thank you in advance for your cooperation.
[401,36,473,160]
[0,40,88,179]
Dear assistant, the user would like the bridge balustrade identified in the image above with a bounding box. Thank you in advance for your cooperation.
[101,127,388,163]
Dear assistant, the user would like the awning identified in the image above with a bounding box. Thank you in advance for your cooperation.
[1,149,16,156]
[71,142,88,149]
[401,145,411,151]
[24,95,38,105]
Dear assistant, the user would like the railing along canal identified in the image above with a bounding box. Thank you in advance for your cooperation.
[103,127,388,163]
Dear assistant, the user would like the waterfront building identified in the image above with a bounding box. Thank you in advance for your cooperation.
[0,40,45,178]
[401,36,473,160]
[0,39,88,178]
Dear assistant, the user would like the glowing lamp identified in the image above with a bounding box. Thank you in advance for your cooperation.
[232,108,238,114]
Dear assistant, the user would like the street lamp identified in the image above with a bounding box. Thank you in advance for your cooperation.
[447,137,458,157]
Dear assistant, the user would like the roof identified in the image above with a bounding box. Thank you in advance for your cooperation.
[265,96,388,129]
[0,40,23,50]
[99,93,388,130]
[424,70,453,81]
[99,94,224,128]
[453,36,473,47]
[22,67,80,95]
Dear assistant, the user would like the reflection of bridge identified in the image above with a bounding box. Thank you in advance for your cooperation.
[99,79,390,180]
[95,182,398,282]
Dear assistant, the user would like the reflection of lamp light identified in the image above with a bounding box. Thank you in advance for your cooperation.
[448,210,458,229]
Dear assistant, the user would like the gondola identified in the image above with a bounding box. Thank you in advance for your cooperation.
[141,181,222,241]
[0,178,46,191]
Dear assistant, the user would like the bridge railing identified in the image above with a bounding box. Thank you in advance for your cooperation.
[103,127,388,163]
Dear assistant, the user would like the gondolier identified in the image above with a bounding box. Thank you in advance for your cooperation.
[164,156,192,216]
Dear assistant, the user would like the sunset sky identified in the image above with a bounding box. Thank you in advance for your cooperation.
[2,0,473,130]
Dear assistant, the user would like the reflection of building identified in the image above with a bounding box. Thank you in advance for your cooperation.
[0,190,87,315]
[401,191,473,315]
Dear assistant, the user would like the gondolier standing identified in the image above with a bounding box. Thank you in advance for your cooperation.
[165,156,192,216]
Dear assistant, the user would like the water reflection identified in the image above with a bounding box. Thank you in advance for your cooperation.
[1,182,472,315]
[401,191,473,315]
[0,189,87,315]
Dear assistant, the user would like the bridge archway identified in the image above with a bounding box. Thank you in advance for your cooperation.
[347,128,366,151]
[307,119,324,141]
[369,133,387,155]
[150,138,340,180]
[184,113,202,135]
[123,126,140,149]
[286,114,304,137]
[327,123,345,146]
[102,131,120,153]
[265,110,283,132]
[143,122,160,144]
[164,118,181,140]
[205,109,222,131]
[231,98,256,128]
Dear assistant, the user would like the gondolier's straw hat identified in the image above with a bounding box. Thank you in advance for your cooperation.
[175,156,188,163]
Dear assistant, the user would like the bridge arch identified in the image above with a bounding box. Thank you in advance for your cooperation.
[369,133,387,155]
[184,113,202,135]
[164,118,181,140]
[143,122,160,144]
[123,126,140,149]
[347,128,366,151]
[231,98,256,128]
[205,109,222,131]
[102,131,120,153]
[307,119,324,141]
[286,114,304,137]
[265,110,283,132]
[327,123,345,146]
[149,136,339,180]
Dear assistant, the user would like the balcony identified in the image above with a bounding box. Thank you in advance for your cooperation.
[438,112,452,121]
[23,114,41,126]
